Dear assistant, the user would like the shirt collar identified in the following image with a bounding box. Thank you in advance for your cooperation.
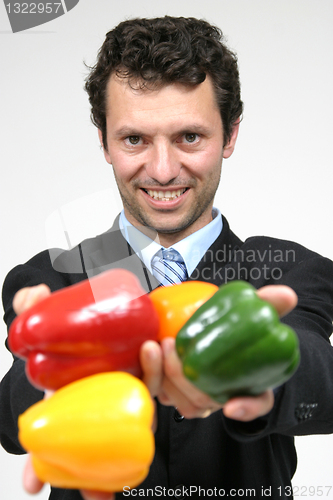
[119,208,223,277]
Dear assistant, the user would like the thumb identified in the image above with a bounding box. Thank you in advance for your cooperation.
[23,455,44,494]
[13,284,51,315]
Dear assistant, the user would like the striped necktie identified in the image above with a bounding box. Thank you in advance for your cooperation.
[151,248,188,286]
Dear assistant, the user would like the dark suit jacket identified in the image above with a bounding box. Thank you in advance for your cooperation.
[1,216,333,500]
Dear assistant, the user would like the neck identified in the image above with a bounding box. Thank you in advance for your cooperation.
[126,212,214,248]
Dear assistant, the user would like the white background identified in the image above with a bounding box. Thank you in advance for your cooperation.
[1,0,333,498]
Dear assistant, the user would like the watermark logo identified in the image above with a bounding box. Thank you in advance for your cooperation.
[4,0,79,33]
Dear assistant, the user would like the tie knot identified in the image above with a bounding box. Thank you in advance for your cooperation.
[161,248,184,263]
[151,248,188,286]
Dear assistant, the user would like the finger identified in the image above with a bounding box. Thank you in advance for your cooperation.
[162,338,211,406]
[161,338,220,418]
[80,490,115,500]
[223,390,274,421]
[157,388,174,406]
[160,375,220,418]
[13,284,51,315]
[23,456,44,494]
[44,390,54,400]
[140,341,163,398]
[257,285,297,317]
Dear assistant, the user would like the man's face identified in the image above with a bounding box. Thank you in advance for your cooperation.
[101,75,238,245]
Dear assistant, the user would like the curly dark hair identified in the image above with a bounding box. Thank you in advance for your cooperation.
[85,16,243,149]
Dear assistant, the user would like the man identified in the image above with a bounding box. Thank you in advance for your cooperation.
[1,16,333,500]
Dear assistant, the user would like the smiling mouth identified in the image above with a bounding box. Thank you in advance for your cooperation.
[143,188,188,201]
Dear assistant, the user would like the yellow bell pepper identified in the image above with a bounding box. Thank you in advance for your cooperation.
[18,372,155,492]
[150,281,219,340]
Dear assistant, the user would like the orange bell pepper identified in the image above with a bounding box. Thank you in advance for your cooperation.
[18,372,155,492]
[150,281,218,340]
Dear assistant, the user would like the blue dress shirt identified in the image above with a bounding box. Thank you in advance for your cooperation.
[119,208,223,277]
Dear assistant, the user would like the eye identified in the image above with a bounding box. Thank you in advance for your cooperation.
[126,136,141,146]
[183,133,199,144]
[185,133,197,142]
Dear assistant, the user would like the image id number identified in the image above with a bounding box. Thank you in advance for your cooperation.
[278,485,333,496]
[6,3,62,14]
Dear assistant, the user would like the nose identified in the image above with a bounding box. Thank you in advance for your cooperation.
[145,140,181,185]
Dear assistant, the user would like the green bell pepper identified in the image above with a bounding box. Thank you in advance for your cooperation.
[176,281,300,404]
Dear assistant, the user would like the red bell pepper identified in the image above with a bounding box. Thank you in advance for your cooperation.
[9,269,159,391]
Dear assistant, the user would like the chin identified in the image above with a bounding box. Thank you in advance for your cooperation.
[148,219,193,235]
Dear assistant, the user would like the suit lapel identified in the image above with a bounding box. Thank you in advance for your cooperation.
[190,216,243,287]
[84,216,159,293]
[80,214,242,292]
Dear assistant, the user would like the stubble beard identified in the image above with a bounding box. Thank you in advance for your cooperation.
[114,171,221,236]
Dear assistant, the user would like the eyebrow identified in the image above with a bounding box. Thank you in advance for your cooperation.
[113,127,143,138]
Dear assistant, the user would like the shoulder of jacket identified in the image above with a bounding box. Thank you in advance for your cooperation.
[243,235,330,261]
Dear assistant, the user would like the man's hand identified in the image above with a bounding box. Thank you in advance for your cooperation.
[141,284,298,421]
[13,284,51,316]
[23,452,115,500]
[15,283,297,497]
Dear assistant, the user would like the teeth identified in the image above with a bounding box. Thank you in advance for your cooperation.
[147,188,186,201]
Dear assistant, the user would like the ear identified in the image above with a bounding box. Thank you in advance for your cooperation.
[98,129,112,164]
[223,120,240,159]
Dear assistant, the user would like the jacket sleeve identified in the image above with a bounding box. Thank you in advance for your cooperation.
[223,250,333,441]
[0,250,84,454]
